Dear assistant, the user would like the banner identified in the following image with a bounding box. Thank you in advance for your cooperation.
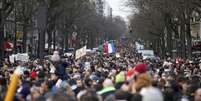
[75,46,87,59]
[10,53,29,62]
[135,42,144,50]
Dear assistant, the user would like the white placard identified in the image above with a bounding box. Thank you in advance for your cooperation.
[9,55,15,63]
[15,53,29,62]
[75,46,87,59]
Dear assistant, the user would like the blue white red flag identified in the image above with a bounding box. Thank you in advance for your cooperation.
[104,41,116,54]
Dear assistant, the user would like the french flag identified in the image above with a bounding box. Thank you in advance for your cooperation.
[104,41,116,55]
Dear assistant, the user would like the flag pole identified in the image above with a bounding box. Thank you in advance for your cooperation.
[4,74,20,101]
[4,67,22,101]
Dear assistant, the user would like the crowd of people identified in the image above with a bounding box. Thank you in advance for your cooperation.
[0,44,201,101]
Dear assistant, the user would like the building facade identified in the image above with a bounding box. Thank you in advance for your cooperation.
[191,12,201,39]
[90,0,113,18]
[104,1,112,18]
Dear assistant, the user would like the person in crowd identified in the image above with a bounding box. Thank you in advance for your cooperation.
[136,73,164,101]
[195,88,201,101]
[98,78,116,99]
[115,71,126,89]
[79,89,102,101]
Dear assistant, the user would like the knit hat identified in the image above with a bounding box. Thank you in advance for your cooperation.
[38,71,45,78]
[31,71,37,79]
[127,64,148,81]
[115,72,125,83]
[134,64,147,74]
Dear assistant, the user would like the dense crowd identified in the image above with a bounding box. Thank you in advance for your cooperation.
[0,46,201,101]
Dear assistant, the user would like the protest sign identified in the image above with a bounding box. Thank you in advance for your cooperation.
[9,55,15,63]
[75,46,87,59]
[11,53,29,62]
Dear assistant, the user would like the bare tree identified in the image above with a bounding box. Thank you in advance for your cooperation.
[128,0,201,58]
[0,0,14,58]
[15,0,39,53]
[0,0,128,58]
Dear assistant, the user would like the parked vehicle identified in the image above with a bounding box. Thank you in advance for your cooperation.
[138,50,155,60]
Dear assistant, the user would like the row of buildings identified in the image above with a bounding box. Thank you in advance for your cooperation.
[90,0,113,18]
[191,12,201,40]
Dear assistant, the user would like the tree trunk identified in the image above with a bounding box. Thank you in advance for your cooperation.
[0,22,4,59]
[156,38,160,56]
[22,25,27,53]
[47,28,52,54]
[186,8,192,58]
[161,37,166,58]
[38,30,46,58]
[53,29,56,51]
[37,2,47,58]
[61,29,65,54]
[64,31,68,51]
[180,24,186,58]
[152,40,156,54]
[165,15,173,57]
[158,38,162,56]
[0,8,5,59]
[186,18,192,58]
[166,26,172,57]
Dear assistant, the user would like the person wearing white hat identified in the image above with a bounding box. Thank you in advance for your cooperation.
[140,86,164,101]
[98,78,116,99]
[51,51,60,62]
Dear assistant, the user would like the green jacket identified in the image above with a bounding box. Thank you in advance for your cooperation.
[98,86,116,95]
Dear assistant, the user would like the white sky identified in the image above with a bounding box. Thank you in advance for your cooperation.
[106,0,132,22]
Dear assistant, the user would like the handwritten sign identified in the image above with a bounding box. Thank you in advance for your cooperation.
[10,53,29,62]
[75,46,87,59]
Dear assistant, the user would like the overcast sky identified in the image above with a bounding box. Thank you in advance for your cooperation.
[106,0,132,21]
